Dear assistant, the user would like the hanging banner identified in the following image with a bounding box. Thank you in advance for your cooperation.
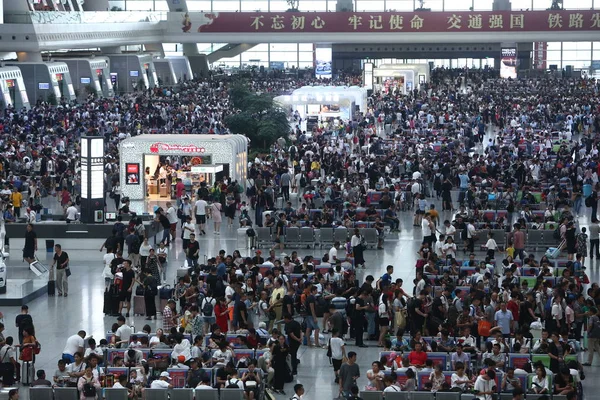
[500,47,517,79]
[533,42,547,70]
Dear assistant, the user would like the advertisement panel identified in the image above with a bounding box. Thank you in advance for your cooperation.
[315,47,332,79]
[500,47,517,79]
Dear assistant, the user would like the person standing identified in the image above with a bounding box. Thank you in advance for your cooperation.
[210,201,222,235]
[141,269,157,321]
[584,307,600,366]
[512,224,525,260]
[15,305,32,346]
[65,201,78,224]
[119,260,135,317]
[338,352,360,399]
[11,187,22,218]
[280,170,291,202]
[51,244,70,297]
[353,291,368,348]
[22,224,37,264]
[193,195,208,235]
[590,219,600,259]
[165,202,178,243]
[350,229,365,269]
[283,313,302,375]
[185,233,200,269]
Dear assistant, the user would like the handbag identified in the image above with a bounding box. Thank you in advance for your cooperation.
[394,310,407,330]
[136,286,145,296]
[65,267,72,277]
[478,319,492,337]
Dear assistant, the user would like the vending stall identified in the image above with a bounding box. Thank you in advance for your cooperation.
[275,86,368,128]
[119,134,248,214]
[372,63,430,94]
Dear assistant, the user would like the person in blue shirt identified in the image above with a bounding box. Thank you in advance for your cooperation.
[377,265,394,290]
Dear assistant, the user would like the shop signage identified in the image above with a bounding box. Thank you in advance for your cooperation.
[126,163,140,185]
[191,165,223,173]
[150,143,206,154]
[170,10,600,34]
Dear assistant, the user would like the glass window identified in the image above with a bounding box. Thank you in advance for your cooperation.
[299,0,327,11]
[355,0,385,11]
[386,0,415,11]
[187,1,213,11]
[562,60,589,69]
[546,51,562,69]
[445,0,473,11]
[473,0,493,11]
[570,0,592,8]
[269,0,289,11]
[299,52,314,62]
[532,0,546,10]
[212,1,240,11]
[298,61,313,68]
[219,55,241,64]
[299,43,313,52]
[270,52,298,62]
[546,42,561,52]
[563,42,591,51]
[423,0,443,11]
[562,50,592,62]
[124,1,154,10]
[241,51,268,62]
[241,1,269,11]
[270,43,298,52]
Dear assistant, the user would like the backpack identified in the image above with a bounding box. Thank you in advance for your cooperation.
[214,278,225,297]
[447,298,459,324]
[585,196,593,207]
[299,175,307,187]
[553,226,561,240]
[226,378,241,389]
[130,235,141,254]
[82,381,97,397]
[202,297,214,317]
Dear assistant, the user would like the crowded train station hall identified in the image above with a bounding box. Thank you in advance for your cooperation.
[0,1,598,400]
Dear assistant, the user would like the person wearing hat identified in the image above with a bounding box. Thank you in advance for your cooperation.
[150,371,173,389]
[252,250,264,265]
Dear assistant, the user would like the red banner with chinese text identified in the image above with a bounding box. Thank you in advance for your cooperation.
[173,10,600,34]
[533,42,548,70]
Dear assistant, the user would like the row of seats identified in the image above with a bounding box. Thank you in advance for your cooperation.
[103,367,262,390]
[360,391,569,400]
[254,226,380,249]
[379,351,577,371]
[427,275,567,288]
[30,387,241,400]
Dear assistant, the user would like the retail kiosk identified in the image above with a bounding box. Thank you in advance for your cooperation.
[119,134,248,214]
[275,86,368,129]
[372,63,430,94]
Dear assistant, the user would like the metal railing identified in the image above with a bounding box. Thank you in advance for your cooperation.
[4,11,168,24]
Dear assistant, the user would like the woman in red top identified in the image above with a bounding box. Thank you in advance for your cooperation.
[214,297,229,334]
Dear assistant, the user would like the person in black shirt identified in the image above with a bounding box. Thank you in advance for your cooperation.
[141,269,157,320]
[15,305,33,345]
[284,313,302,375]
[353,291,369,347]
[51,244,70,297]
[119,260,136,317]
[275,213,287,251]
[23,224,37,264]
[156,211,171,245]
[186,234,200,269]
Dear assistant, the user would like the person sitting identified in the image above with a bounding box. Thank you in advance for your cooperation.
[31,369,52,387]
[150,371,173,389]
[407,342,427,369]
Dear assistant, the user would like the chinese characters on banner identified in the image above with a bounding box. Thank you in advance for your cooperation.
[186,10,600,33]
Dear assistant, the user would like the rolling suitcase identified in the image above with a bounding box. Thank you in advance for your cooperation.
[133,295,145,316]
[21,361,34,386]
[47,280,55,296]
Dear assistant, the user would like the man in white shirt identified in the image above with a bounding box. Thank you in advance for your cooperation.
[65,202,78,223]
[181,215,195,250]
[115,316,132,344]
[193,196,208,235]
[150,371,173,389]
[165,202,178,243]
[329,242,339,262]
[62,330,86,363]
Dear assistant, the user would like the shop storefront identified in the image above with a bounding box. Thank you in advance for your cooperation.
[275,86,368,131]
[372,63,430,94]
[119,134,248,214]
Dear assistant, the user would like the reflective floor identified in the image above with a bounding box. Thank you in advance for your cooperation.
[2,195,600,399]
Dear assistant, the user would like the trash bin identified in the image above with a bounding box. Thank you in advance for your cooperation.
[46,240,54,253]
